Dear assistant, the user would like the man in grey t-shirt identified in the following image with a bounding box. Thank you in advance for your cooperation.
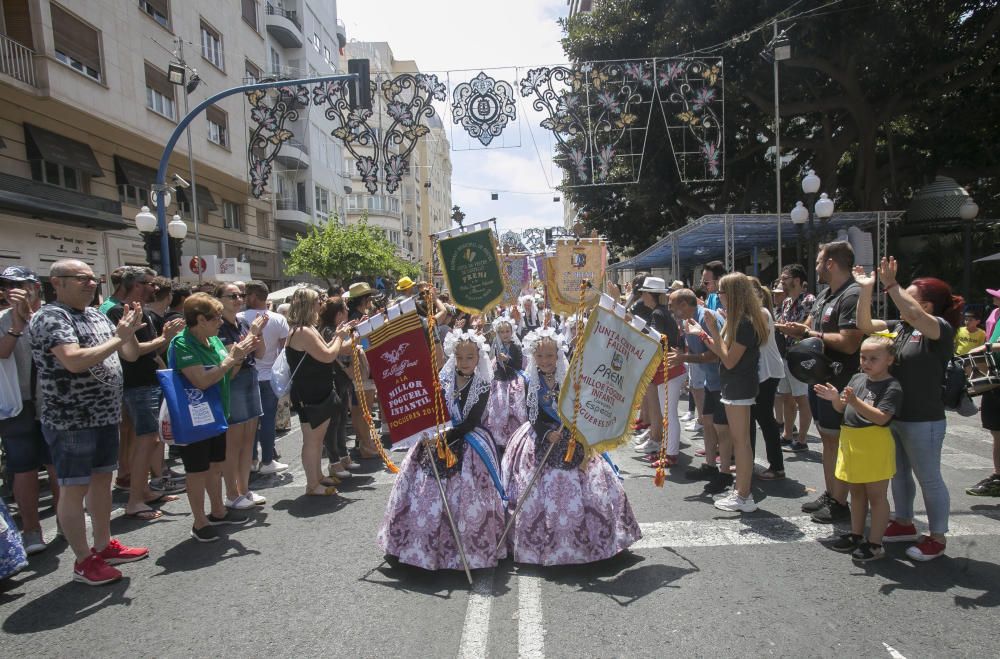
[29,259,148,586]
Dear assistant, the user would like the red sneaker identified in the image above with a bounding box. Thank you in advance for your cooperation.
[906,535,946,561]
[73,553,122,586]
[883,521,919,543]
[94,538,149,565]
[695,448,706,457]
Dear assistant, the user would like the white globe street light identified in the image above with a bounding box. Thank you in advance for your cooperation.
[959,197,979,221]
[790,201,809,225]
[167,214,188,239]
[815,192,835,219]
[802,169,821,195]
[135,206,157,234]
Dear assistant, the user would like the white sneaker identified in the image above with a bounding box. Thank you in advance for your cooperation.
[680,411,695,422]
[633,429,651,445]
[225,495,256,510]
[635,438,661,454]
[257,460,288,475]
[684,421,703,432]
[245,490,266,505]
[714,492,758,513]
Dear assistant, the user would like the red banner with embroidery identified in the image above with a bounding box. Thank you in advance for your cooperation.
[362,310,450,447]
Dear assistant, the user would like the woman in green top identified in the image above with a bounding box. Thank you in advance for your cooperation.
[170,293,258,543]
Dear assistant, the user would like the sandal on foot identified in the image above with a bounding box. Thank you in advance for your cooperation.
[320,477,340,487]
[145,494,181,505]
[306,485,338,496]
[125,508,164,521]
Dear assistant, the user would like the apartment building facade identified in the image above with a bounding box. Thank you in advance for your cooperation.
[262,0,349,277]
[0,0,285,287]
[342,41,452,270]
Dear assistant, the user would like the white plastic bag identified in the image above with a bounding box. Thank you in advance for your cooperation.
[158,399,174,445]
[270,349,293,397]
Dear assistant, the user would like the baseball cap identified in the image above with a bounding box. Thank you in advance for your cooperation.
[0,266,39,283]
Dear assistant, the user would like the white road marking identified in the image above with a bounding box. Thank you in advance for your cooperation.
[517,570,545,659]
[634,513,1000,550]
[458,569,495,659]
[883,641,908,659]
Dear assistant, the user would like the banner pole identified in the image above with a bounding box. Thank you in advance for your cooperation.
[424,441,474,584]
[494,437,558,555]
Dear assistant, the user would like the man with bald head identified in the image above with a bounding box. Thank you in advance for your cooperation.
[29,260,149,585]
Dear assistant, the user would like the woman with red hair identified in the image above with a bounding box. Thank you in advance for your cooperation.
[854,258,962,562]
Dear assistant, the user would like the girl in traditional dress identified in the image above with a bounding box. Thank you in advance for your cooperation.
[516,295,542,339]
[485,316,527,453]
[378,331,507,570]
[501,328,641,565]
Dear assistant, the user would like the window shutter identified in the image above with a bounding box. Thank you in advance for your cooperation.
[51,4,101,73]
[241,0,257,27]
[206,105,227,127]
[144,62,174,99]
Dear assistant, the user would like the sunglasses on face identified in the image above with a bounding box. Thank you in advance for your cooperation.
[222,293,244,300]
[55,274,98,284]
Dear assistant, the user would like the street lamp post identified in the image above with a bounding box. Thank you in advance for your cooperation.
[136,206,188,278]
[796,170,835,291]
[959,196,979,298]
[790,200,808,263]
[771,24,791,274]
[168,39,205,285]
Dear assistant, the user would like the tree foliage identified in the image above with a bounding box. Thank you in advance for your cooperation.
[560,0,1000,255]
[284,213,421,286]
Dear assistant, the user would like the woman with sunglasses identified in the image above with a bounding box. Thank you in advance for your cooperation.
[215,283,267,510]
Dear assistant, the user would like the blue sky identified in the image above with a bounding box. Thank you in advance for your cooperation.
[338,0,570,234]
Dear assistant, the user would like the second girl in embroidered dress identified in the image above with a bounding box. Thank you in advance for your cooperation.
[500,328,641,565]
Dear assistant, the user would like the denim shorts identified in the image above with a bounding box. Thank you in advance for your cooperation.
[41,423,119,486]
[0,402,52,473]
[123,385,163,436]
[229,368,263,424]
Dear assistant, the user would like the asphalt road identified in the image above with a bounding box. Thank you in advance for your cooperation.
[2,409,999,658]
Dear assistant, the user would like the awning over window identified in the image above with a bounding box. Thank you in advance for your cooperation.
[23,123,103,177]
[114,156,157,189]
[0,172,126,231]
[176,184,218,211]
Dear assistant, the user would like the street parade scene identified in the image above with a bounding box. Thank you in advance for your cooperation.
[1,0,999,657]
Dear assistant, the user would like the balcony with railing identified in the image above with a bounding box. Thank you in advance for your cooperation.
[265,3,304,48]
[275,196,313,233]
[0,33,37,87]
[274,138,310,169]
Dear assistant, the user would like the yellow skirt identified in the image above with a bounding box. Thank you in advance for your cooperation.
[835,424,896,484]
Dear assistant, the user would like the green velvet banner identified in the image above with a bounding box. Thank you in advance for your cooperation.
[437,228,505,314]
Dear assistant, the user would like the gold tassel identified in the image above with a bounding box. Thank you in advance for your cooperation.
[563,436,577,462]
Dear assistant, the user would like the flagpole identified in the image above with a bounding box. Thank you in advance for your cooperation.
[425,439,474,585]
[494,437,558,555]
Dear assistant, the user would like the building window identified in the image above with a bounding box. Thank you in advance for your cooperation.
[144,62,176,120]
[324,46,331,63]
[347,194,360,210]
[343,157,355,177]
[51,4,103,83]
[270,47,280,74]
[30,160,82,191]
[241,0,257,31]
[223,201,241,230]
[312,33,321,52]
[118,184,149,207]
[314,185,330,219]
[206,105,228,147]
[389,230,401,245]
[257,210,271,238]
[245,59,262,84]
[138,0,169,28]
[200,20,224,70]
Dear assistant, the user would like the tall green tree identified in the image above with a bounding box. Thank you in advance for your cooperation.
[284,213,420,286]
[561,0,1000,254]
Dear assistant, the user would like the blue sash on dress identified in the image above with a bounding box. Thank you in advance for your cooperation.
[448,383,507,501]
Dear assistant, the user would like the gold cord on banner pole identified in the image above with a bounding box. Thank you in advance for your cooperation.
[563,279,590,464]
[425,260,457,468]
[654,335,670,487]
[351,344,399,474]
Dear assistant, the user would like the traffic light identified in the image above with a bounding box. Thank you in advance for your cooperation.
[348,59,371,110]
